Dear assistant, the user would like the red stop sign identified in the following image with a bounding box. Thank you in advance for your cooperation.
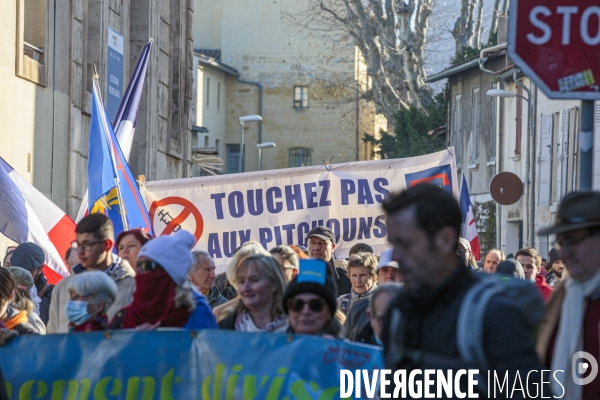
[508,0,600,99]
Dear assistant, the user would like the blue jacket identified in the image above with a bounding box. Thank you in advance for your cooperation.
[184,290,218,330]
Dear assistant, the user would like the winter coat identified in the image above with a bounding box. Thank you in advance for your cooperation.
[47,256,135,333]
[184,290,218,329]
[206,286,228,309]
[4,307,43,335]
[342,299,370,341]
[535,274,553,301]
[383,264,546,398]
[34,273,53,326]
[337,284,377,316]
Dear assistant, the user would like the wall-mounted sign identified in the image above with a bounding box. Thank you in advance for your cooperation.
[107,27,124,122]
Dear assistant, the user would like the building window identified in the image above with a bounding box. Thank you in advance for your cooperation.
[294,86,308,109]
[217,82,221,111]
[16,0,47,86]
[215,139,220,155]
[204,135,209,148]
[206,77,210,108]
[289,148,312,167]
[227,144,241,174]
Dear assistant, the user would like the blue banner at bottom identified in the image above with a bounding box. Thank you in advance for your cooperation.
[0,330,383,399]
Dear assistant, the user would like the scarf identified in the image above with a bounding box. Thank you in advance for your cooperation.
[121,269,191,329]
[551,270,600,399]
[234,311,289,333]
[69,314,108,332]
[4,309,28,330]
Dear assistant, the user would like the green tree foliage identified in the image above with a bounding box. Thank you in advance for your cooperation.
[473,200,497,256]
[364,92,447,159]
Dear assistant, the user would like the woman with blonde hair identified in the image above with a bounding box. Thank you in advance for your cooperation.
[218,254,288,332]
[213,243,270,321]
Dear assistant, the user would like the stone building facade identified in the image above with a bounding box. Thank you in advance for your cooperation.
[0,0,194,218]
[192,0,383,173]
[0,0,194,255]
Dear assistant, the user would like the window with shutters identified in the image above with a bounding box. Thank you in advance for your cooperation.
[594,102,600,188]
[454,94,462,163]
[556,110,570,202]
[469,88,480,166]
[538,114,553,206]
[515,85,523,155]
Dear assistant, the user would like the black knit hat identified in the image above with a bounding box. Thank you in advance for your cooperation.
[283,272,337,315]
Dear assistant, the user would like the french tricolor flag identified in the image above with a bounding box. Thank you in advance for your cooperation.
[0,157,74,284]
[459,174,481,261]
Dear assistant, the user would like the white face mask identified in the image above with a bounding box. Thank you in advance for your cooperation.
[29,286,41,315]
[66,300,93,325]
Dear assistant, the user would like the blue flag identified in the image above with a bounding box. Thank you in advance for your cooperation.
[88,77,154,236]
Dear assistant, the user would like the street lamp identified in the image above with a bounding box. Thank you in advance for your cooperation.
[256,142,276,171]
[487,80,536,246]
[238,115,262,173]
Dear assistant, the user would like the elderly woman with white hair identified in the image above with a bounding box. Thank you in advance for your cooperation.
[67,271,118,332]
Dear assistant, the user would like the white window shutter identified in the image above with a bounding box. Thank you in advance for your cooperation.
[556,110,569,201]
[538,114,553,205]
[593,101,600,189]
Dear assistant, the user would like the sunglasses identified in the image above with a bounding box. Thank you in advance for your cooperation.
[287,298,327,313]
[136,260,164,272]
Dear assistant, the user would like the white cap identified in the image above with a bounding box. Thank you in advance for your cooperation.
[377,249,399,270]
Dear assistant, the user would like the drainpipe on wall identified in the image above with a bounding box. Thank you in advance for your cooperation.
[236,75,263,144]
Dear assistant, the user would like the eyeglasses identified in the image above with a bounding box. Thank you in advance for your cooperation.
[287,297,327,313]
[554,229,600,252]
[456,248,467,257]
[72,240,104,252]
[136,260,164,272]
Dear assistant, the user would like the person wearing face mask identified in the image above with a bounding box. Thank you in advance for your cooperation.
[0,268,41,335]
[66,271,117,332]
[10,243,54,326]
[7,267,45,334]
[110,230,216,330]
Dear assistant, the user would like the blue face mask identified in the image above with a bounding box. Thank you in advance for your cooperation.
[66,300,92,325]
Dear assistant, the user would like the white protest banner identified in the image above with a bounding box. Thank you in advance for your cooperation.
[141,148,457,272]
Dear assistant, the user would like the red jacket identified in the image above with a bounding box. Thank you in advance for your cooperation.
[535,274,553,302]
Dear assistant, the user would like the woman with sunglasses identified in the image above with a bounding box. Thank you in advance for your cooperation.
[110,230,217,330]
[218,254,288,332]
[282,264,341,338]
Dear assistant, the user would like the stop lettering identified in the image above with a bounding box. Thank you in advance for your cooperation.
[509,0,600,99]
[527,6,600,45]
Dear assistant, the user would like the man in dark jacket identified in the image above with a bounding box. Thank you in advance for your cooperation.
[306,226,351,297]
[10,242,53,326]
[381,184,545,398]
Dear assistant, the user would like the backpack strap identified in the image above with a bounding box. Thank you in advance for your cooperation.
[456,277,504,391]
[37,283,51,298]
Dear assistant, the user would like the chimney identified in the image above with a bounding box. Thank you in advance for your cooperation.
[497,14,508,44]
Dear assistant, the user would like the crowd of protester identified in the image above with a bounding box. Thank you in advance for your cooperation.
[1,184,599,399]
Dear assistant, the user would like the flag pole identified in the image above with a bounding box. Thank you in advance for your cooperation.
[92,66,129,231]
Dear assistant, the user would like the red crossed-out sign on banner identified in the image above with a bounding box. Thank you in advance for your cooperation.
[149,197,204,245]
